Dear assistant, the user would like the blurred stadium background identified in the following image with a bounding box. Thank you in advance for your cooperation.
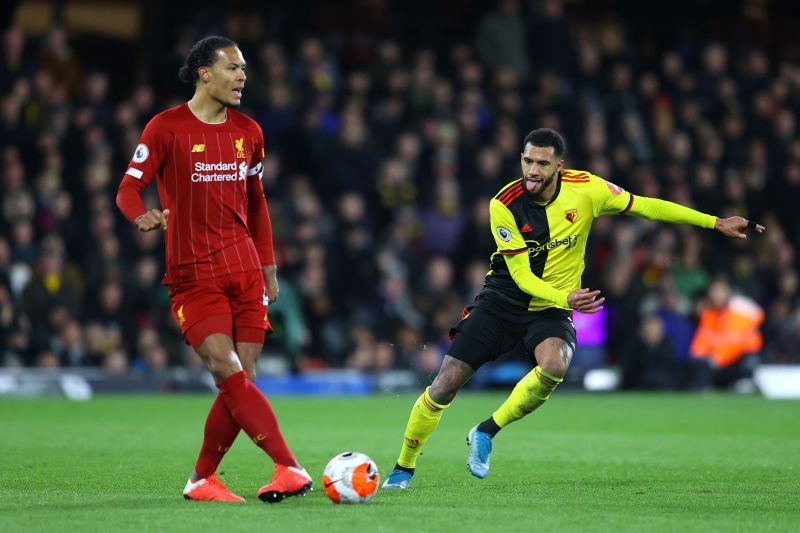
[2,0,800,399]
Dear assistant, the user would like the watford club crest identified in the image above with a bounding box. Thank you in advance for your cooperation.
[565,209,577,223]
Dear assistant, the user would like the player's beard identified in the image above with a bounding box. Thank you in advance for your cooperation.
[525,168,558,200]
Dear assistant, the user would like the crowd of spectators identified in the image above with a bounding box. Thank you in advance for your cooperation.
[1,0,799,388]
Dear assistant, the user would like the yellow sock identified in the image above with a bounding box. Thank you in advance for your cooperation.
[396,387,449,469]
[492,366,563,428]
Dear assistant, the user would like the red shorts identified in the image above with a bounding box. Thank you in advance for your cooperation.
[167,269,272,350]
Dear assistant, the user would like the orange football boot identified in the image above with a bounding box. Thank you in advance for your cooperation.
[256,464,313,503]
[183,474,246,502]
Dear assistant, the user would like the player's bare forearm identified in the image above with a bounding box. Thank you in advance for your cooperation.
[262,264,279,304]
[714,216,765,239]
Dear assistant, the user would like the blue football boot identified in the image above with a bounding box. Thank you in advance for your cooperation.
[466,425,492,479]
[382,468,413,489]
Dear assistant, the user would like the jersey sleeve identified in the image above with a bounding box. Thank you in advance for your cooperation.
[247,130,264,180]
[489,198,528,254]
[490,199,571,308]
[126,117,168,186]
[587,173,634,217]
[246,126,275,266]
[116,116,169,223]
[585,172,716,227]
[626,196,717,228]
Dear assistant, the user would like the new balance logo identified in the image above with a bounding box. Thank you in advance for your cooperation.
[520,223,533,233]
[191,144,205,152]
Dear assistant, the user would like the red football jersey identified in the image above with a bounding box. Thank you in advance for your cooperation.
[117,103,274,284]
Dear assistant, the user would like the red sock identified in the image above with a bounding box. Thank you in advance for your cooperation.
[193,394,241,480]
[217,371,297,466]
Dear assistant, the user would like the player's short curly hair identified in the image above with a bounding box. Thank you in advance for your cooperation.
[523,128,566,158]
[178,36,238,84]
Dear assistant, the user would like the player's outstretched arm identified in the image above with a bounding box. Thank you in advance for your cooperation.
[567,288,604,314]
[714,216,765,239]
[135,208,170,232]
[624,196,717,228]
[623,195,766,239]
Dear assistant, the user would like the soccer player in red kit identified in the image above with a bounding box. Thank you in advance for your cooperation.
[116,36,311,503]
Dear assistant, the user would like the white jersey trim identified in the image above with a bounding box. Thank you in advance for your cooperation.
[126,167,143,179]
[247,162,263,176]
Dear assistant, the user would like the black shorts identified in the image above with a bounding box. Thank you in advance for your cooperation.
[448,291,577,370]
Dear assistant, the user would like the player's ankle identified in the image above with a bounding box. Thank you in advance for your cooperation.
[394,463,415,474]
[476,417,502,437]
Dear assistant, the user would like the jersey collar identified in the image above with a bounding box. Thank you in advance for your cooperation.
[526,171,562,208]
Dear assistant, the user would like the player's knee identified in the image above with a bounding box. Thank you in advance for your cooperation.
[205,353,243,381]
[428,355,474,404]
[238,355,257,381]
[429,381,458,404]
[207,364,234,381]
[536,339,573,378]
[538,357,567,378]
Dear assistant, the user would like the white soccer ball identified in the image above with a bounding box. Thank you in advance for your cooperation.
[322,451,380,504]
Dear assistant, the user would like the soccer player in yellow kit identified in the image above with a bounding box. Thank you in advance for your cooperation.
[383,128,764,488]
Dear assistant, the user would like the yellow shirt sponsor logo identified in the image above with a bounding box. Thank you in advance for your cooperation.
[191,144,205,153]
[525,235,580,257]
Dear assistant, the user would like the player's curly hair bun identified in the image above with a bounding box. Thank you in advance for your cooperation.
[178,35,237,84]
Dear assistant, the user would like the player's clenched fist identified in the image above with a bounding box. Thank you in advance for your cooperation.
[567,288,604,314]
[135,208,170,232]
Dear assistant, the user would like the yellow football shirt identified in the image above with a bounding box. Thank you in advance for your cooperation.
[485,169,715,311]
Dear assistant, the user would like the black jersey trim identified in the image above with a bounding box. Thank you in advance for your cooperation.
[540,173,563,208]
[621,193,635,214]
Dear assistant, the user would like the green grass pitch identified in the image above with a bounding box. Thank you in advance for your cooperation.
[1,392,798,532]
